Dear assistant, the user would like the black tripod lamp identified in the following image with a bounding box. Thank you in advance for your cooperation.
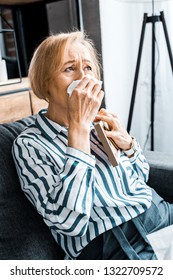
[125,0,173,151]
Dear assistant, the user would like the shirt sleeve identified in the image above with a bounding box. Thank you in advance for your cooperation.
[127,145,150,183]
[12,136,96,237]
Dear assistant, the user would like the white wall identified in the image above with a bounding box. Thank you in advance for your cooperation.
[99,0,173,151]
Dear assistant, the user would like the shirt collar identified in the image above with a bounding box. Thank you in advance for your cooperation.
[36,109,68,141]
[36,109,95,141]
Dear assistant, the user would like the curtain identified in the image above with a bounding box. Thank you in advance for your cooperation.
[99,0,173,152]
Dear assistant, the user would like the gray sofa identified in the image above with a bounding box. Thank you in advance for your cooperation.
[0,116,173,259]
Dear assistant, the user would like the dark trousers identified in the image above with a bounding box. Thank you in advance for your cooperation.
[78,189,173,260]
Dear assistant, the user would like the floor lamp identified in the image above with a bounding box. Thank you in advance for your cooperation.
[76,0,84,31]
[124,0,173,151]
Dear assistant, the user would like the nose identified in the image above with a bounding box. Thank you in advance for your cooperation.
[77,68,85,80]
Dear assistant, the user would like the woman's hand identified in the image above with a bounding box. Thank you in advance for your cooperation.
[94,108,132,151]
[67,76,104,130]
[67,76,104,154]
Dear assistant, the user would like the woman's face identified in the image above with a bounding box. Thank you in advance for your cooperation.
[47,42,95,109]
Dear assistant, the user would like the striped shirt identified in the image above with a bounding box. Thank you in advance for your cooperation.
[12,110,152,259]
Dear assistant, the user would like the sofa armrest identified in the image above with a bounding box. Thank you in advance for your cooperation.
[0,117,64,260]
[144,151,173,203]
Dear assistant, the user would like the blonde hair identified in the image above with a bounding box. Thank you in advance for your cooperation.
[28,31,101,100]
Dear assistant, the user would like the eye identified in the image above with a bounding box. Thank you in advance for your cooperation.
[64,66,75,72]
[85,65,92,71]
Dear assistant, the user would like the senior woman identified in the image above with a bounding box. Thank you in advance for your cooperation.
[12,31,173,260]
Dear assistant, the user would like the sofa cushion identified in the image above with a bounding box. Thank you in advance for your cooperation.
[144,151,173,203]
[0,116,64,260]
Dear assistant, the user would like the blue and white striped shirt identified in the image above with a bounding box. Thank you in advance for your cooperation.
[12,110,152,259]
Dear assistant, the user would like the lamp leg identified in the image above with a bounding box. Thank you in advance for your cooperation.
[127,11,173,151]
[151,15,156,151]
[127,13,148,133]
[160,11,173,74]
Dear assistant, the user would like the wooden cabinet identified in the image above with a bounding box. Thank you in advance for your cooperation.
[0,78,48,123]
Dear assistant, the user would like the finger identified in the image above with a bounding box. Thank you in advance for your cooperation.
[75,76,91,90]
[94,115,120,131]
[77,76,102,93]
[94,114,111,123]
[97,90,104,105]
[97,108,112,118]
[84,78,102,97]
[85,78,98,93]
[98,108,107,115]
[91,84,103,97]
[99,108,119,119]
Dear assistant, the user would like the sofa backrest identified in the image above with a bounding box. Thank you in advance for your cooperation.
[0,116,64,259]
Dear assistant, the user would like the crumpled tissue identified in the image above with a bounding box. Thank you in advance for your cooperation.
[67,78,102,96]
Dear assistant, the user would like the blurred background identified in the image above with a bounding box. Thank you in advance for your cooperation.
[0,0,173,152]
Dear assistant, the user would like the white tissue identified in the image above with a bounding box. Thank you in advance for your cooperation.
[67,78,102,96]
[67,80,81,95]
